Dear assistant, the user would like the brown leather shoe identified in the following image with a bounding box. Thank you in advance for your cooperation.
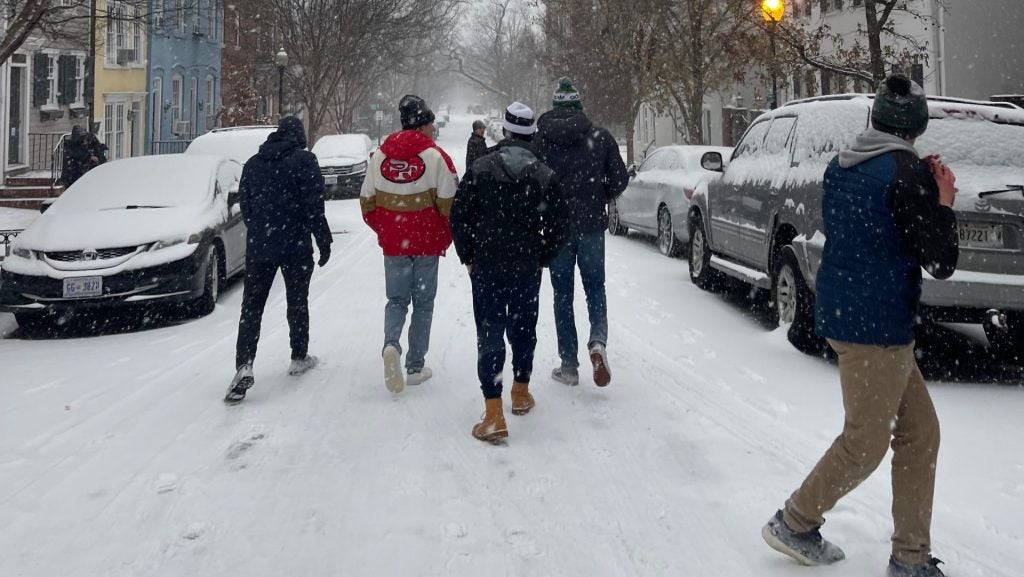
[510,381,535,415]
[472,398,508,442]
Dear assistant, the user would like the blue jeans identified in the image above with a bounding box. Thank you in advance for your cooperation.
[472,269,542,399]
[383,256,439,371]
[549,232,608,369]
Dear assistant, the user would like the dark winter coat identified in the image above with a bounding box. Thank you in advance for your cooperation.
[466,133,489,171]
[61,127,91,188]
[451,138,569,280]
[815,130,958,346]
[239,117,331,264]
[536,108,629,235]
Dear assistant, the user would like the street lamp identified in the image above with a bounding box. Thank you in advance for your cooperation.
[761,0,785,110]
[275,48,289,118]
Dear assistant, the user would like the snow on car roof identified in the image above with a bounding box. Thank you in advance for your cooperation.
[186,126,277,164]
[312,134,370,159]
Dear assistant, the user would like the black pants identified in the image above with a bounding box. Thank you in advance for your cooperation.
[235,255,314,369]
[471,269,542,399]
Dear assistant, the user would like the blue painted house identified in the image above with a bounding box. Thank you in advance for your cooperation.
[146,0,223,153]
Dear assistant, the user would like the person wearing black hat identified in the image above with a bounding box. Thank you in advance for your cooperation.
[465,119,489,171]
[360,94,459,394]
[451,102,568,442]
[762,75,958,577]
[226,116,332,404]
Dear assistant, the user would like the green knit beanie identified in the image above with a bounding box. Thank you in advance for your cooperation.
[552,76,583,110]
[871,74,929,139]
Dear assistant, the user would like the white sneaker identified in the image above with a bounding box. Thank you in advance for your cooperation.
[288,355,318,376]
[589,344,611,387]
[406,367,433,386]
[224,364,254,404]
[383,345,405,393]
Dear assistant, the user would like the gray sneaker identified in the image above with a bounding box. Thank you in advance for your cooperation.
[551,366,579,386]
[224,364,254,404]
[761,510,846,566]
[887,557,945,577]
[406,367,432,386]
[288,355,318,376]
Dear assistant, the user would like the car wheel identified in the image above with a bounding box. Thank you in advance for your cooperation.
[608,200,627,236]
[657,206,681,257]
[192,247,220,317]
[688,213,722,291]
[984,312,1024,362]
[772,245,827,356]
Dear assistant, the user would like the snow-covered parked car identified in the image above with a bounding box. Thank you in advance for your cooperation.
[689,94,1024,357]
[0,155,245,329]
[311,133,373,199]
[186,125,276,164]
[610,145,732,257]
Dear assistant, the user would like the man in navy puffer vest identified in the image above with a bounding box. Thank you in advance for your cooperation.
[762,75,959,577]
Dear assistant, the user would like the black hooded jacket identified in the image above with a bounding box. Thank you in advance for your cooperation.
[451,138,568,279]
[536,108,629,234]
[465,132,489,170]
[239,117,331,263]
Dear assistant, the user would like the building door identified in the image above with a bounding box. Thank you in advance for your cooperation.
[8,58,28,166]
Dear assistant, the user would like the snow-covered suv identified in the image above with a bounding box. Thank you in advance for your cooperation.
[688,94,1024,357]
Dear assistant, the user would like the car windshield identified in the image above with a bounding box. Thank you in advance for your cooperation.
[313,135,368,159]
[51,156,214,213]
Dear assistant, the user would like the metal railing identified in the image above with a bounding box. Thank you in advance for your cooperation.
[51,134,67,188]
[28,133,68,172]
[152,140,193,155]
[1,230,22,261]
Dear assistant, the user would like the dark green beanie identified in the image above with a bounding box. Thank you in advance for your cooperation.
[552,76,583,110]
[871,74,929,139]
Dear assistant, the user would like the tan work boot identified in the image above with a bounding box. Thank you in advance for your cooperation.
[472,398,508,443]
[510,381,535,415]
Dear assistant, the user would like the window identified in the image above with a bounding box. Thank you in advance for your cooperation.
[734,121,771,159]
[764,116,797,158]
[75,56,85,104]
[190,76,199,129]
[106,1,141,66]
[209,0,217,40]
[45,54,57,107]
[177,0,186,33]
[193,0,201,35]
[793,74,803,100]
[154,0,163,29]
[152,76,163,141]
[104,102,126,160]
[639,149,668,172]
[912,63,925,87]
[171,73,183,124]
[206,74,216,129]
[234,13,240,47]
[820,70,832,96]
[56,54,85,106]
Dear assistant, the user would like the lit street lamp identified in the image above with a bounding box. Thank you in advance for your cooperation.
[761,0,785,110]
[275,48,289,118]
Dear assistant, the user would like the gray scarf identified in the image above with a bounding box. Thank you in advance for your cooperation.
[838,127,919,169]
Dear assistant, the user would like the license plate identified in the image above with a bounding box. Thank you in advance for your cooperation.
[324,175,338,185]
[63,276,103,298]
[958,223,1004,249]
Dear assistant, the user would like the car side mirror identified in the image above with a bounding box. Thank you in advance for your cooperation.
[701,151,724,172]
[627,164,638,178]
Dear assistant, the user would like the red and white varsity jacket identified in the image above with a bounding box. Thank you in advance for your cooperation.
[359,129,458,256]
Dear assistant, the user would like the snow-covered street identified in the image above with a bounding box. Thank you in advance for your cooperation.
[1,115,1022,577]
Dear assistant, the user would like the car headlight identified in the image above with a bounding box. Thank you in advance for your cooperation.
[12,247,33,259]
[149,234,201,251]
[352,161,368,173]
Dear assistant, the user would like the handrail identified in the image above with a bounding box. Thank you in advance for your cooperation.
[1,229,22,260]
[51,133,68,189]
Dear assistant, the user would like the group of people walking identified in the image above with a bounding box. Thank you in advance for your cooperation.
[222,73,956,577]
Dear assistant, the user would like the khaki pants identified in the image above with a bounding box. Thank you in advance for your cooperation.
[783,340,940,565]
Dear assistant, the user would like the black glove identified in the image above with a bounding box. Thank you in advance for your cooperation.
[317,245,331,267]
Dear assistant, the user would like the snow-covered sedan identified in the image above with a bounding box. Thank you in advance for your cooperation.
[185,125,277,165]
[0,155,245,329]
[609,145,732,257]
[312,133,373,199]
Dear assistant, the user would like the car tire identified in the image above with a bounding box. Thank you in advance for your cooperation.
[688,213,722,291]
[657,206,682,257]
[608,200,627,236]
[772,245,827,356]
[984,312,1024,362]
[191,247,221,317]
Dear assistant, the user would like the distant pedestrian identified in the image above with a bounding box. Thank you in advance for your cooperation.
[465,119,489,171]
[225,116,332,404]
[360,94,458,394]
[536,76,628,388]
[451,102,568,443]
[61,126,89,187]
[761,74,958,577]
[82,132,107,169]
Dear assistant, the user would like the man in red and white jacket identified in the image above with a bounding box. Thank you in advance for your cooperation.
[360,94,458,394]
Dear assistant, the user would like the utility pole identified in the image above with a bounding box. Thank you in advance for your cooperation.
[87,0,97,133]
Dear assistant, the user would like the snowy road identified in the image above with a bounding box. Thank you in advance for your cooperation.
[1,115,1021,576]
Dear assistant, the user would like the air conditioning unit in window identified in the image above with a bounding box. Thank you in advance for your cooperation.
[116,48,136,65]
[172,121,191,136]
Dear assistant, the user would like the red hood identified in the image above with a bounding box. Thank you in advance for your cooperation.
[380,130,435,160]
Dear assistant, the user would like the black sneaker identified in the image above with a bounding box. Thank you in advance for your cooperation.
[762,509,846,566]
[888,557,945,577]
[224,365,254,404]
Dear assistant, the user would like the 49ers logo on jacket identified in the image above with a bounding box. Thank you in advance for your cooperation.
[380,156,426,183]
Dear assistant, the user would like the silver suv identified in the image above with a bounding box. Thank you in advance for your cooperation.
[688,94,1024,357]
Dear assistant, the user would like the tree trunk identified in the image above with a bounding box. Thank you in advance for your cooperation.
[864,0,888,86]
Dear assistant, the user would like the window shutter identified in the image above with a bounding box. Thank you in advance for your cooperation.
[33,53,50,107]
[58,55,75,105]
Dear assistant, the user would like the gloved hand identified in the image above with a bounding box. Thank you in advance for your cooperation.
[317,245,331,267]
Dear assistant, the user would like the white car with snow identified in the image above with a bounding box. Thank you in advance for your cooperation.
[185,125,277,164]
[0,155,245,329]
[312,133,373,199]
[610,145,732,257]
[689,94,1024,358]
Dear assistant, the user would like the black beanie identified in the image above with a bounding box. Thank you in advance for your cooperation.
[399,94,435,130]
[871,74,929,139]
